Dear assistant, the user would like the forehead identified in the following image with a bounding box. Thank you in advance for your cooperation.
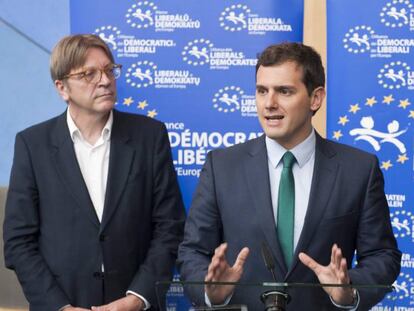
[256,61,304,86]
[80,47,112,69]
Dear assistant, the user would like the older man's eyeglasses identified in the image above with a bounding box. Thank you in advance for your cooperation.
[62,64,122,84]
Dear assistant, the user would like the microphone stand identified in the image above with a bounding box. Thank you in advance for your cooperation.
[260,242,290,311]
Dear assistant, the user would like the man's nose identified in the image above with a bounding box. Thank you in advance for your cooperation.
[265,92,278,109]
[98,70,112,86]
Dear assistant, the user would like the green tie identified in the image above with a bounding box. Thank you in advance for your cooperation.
[277,151,296,267]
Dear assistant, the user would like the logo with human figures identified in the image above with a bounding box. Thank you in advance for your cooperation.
[380,0,413,28]
[182,39,214,66]
[126,1,157,29]
[94,26,121,51]
[378,61,412,90]
[212,86,256,117]
[390,210,414,239]
[343,25,375,54]
[125,61,157,88]
[349,117,407,154]
[219,4,250,32]
[384,272,414,301]
[331,94,413,172]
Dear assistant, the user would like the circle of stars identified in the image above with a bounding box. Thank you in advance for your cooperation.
[94,26,121,51]
[125,1,157,29]
[378,61,410,90]
[332,95,412,171]
[212,86,243,113]
[380,0,412,28]
[182,39,214,66]
[219,4,250,32]
[125,61,157,89]
[343,25,374,54]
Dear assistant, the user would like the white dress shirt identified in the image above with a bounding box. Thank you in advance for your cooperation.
[66,106,150,309]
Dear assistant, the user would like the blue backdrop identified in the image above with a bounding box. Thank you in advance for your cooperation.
[70,1,303,309]
[327,0,414,309]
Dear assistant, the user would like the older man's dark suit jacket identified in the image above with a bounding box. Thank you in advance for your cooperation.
[177,133,401,311]
[3,109,185,310]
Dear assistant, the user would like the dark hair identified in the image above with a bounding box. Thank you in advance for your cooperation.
[256,42,325,95]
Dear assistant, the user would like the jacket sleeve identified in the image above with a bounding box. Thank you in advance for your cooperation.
[348,156,401,309]
[3,133,70,311]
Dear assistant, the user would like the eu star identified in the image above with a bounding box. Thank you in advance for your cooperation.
[123,97,134,106]
[382,95,394,105]
[397,154,409,164]
[365,96,377,107]
[380,160,393,170]
[338,115,349,126]
[399,99,411,109]
[332,130,343,140]
[147,109,158,118]
[137,100,149,110]
[349,104,360,114]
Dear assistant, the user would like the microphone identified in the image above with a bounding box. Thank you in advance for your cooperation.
[260,241,290,311]
[261,241,277,281]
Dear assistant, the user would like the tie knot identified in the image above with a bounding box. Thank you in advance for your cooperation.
[282,151,296,169]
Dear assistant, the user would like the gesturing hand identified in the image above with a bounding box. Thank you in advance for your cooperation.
[205,243,250,305]
[299,244,355,305]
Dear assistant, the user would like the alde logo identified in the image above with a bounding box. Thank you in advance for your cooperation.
[219,4,250,32]
[219,3,293,35]
[125,61,157,88]
[380,0,413,28]
[387,272,414,301]
[212,86,257,117]
[126,1,156,29]
[390,210,414,239]
[343,25,375,54]
[182,39,213,66]
[125,1,200,32]
[94,26,121,51]
[378,61,412,90]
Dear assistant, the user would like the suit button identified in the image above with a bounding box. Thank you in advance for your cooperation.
[99,234,106,241]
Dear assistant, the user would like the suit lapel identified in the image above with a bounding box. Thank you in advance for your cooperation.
[244,136,288,275]
[288,134,338,277]
[100,111,135,232]
[51,111,100,228]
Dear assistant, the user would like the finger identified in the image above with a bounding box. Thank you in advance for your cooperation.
[334,246,343,272]
[233,247,250,270]
[298,252,322,274]
[339,258,350,283]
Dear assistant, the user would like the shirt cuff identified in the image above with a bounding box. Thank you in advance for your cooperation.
[205,292,233,307]
[126,290,151,310]
[58,304,71,311]
[330,289,360,310]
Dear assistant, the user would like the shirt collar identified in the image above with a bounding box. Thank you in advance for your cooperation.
[266,129,316,169]
[66,105,113,143]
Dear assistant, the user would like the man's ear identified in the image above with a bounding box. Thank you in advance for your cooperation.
[310,87,326,113]
[55,80,70,102]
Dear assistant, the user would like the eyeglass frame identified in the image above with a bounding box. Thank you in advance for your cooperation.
[61,63,122,84]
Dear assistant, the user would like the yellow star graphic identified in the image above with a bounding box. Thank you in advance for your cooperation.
[382,95,394,105]
[365,97,377,107]
[137,100,148,110]
[147,109,158,118]
[332,130,343,140]
[338,115,349,126]
[397,154,409,164]
[349,104,360,114]
[399,99,411,109]
[123,97,134,106]
[409,110,414,119]
[380,160,393,170]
